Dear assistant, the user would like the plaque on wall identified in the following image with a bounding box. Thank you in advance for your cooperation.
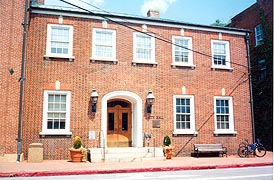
[152,120,160,128]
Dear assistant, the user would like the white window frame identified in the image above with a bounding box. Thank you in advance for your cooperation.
[213,96,236,135]
[172,36,195,68]
[132,32,156,65]
[91,28,117,62]
[173,95,197,135]
[40,90,72,136]
[211,40,232,70]
[45,24,74,59]
[255,24,264,46]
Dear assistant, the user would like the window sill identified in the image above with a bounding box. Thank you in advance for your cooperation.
[90,58,118,64]
[214,131,237,136]
[132,60,157,67]
[44,55,75,61]
[171,63,196,69]
[211,66,233,72]
[173,131,198,136]
[39,131,72,137]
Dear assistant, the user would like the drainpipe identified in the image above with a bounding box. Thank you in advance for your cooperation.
[245,32,255,142]
[17,0,29,162]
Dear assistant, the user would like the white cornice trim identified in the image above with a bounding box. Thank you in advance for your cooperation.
[31,9,247,36]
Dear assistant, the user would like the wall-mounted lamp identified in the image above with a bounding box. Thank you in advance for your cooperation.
[91,88,98,112]
[146,90,155,113]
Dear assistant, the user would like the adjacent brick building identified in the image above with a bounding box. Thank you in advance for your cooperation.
[229,0,273,150]
[1,0,253,161]
[0,0,26,161]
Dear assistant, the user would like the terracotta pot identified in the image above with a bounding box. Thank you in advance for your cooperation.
[165,147,173,159]
[70,149,83,162]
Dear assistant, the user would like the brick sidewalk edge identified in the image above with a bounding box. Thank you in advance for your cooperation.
[0,162,272,177]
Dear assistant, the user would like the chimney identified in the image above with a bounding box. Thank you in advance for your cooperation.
[147,9,160,18]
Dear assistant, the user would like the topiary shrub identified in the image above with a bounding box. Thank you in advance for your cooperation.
[163,135,171,147]
[73,136,82,149]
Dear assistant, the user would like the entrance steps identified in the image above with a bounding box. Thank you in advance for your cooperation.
[88,147,165,163]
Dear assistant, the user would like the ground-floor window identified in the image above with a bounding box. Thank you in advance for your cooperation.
[214,96,236,135]
[173,95,196,135]
[40,90,72,136]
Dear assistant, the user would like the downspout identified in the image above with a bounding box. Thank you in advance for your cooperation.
[245,32,255,142]
[17,0,29,162]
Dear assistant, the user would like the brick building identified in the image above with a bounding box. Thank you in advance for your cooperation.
[0,0,26,162]
[1,0,253,161]
[229,0,273,150]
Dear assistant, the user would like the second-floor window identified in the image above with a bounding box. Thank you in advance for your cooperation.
[133,32,155,63]
[211,40,231,69]
[92,28,116,61]
[46,24,73,58]
[255,24,264,46]
[172,36,194,67]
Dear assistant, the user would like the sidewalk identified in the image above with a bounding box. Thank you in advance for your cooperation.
[0,152,272,177]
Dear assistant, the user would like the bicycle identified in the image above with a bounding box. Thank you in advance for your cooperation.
[237,138,266,158]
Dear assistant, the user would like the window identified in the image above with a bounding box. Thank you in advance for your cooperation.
[172,36,194,67]
[211,40,231,70]
[40,90,72,136]
[214,96,236,135]
[133,32,156,64]
[173,95,196,134]
[46,24,73,59]
[92,28,116,61]
[258,59,267,81]
[255,24,264,46]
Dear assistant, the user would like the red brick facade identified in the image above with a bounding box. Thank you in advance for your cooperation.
[229,0,273,46]
[0,0,25,157]
[1,2,253,160]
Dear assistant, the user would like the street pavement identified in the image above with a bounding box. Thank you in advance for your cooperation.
[0,152,272,177]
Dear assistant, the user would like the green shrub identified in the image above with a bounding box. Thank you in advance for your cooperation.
[163,135,171,146]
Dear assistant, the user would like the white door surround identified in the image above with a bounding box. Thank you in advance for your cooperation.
[101,91,143,148]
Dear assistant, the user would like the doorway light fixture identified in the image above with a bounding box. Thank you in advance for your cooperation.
[146,90,155,113]
[91,88,98,112]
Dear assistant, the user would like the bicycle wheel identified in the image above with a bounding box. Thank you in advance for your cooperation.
[237,145,248,158]
[255,146,266,157]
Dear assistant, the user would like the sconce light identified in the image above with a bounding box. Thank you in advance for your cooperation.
[91,88,98,112]
[146,90,155,113]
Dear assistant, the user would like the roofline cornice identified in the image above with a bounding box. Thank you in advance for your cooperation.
[30,5,250,36]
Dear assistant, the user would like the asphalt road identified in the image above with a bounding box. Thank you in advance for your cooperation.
[2,166,273,180]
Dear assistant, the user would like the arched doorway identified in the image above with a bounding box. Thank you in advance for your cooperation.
[107,100,132,147]
[101,91,143,148]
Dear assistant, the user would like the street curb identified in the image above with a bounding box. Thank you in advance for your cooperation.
[0,162,272,177]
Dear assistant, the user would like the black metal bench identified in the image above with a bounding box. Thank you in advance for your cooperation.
[193,144,227,157]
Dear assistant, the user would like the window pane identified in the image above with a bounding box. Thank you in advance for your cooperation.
[108,113,114,131]
[122,113,128,131]
[60,121,65,129]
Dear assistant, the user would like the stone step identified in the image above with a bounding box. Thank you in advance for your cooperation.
[88,147,165,163]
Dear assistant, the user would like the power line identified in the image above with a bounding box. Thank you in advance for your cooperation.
[60,0,249,69]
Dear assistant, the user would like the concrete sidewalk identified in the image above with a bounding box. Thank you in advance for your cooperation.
[0,152,272,177]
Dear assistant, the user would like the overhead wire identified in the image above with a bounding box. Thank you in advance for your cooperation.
[60,0,249,69]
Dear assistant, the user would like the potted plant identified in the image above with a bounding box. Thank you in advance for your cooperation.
[69,136,86,162]
[163,135,173,159]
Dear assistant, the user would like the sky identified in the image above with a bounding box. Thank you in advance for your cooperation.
[45,0,256,25]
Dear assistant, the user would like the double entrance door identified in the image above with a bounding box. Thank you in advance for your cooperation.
[107,100,132,147]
